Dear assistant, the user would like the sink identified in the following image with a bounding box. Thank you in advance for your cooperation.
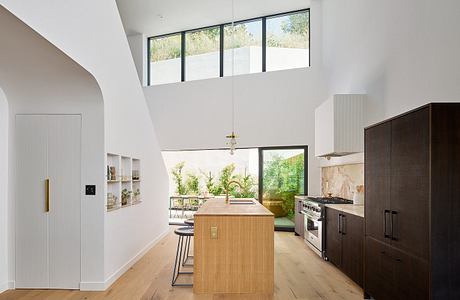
[229,198,256,205]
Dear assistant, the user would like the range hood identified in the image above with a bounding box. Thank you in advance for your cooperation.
[315,94,365,158]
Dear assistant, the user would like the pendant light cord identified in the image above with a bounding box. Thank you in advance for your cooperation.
[231,0,235,134]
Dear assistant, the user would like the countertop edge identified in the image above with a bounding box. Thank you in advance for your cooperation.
[324,204,365,218]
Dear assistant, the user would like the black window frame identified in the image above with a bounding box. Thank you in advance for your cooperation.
[147,8,310,86]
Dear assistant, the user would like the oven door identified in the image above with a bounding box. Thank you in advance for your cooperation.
[303,212,322,252]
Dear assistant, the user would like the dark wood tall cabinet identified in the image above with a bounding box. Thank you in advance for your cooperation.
[364,103,460,300]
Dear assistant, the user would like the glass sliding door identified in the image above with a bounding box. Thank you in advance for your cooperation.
[259,146,307,231]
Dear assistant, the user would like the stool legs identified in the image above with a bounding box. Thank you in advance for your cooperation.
[182,236,193,266]
[172,235,193,286]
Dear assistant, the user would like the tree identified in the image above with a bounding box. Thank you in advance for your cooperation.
[267,12,310,49]
[218,164,238,194]
[185,172,200,195]
[263,154,304,219]
[281,12,309,35]
[171,162,186,195]
[234,168,257,198]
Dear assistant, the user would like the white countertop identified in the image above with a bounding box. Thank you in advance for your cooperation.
[325,204,364,218]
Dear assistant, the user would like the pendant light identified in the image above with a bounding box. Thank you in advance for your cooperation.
[226,0,237,155]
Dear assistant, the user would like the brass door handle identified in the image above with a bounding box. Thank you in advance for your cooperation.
[45,178,50,212]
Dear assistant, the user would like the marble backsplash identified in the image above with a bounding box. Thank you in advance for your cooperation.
[321,163,364,200]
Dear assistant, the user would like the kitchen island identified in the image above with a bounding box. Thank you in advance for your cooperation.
[193,198,274,294]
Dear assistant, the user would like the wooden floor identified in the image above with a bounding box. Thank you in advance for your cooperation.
[0,227,362,300]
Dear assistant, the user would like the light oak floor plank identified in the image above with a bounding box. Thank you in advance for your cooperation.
[0,227,362,300]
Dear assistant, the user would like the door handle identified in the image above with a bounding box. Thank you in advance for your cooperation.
[391,211,398,241]
[338,214,342,234]
[45,178,50,212]
[384,210,391,238]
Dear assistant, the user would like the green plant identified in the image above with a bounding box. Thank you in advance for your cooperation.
[121,188,132,205]
[185,172,200,195]
[133,188,140,201]
[218,164,238,195]
[263,154,304,219]
[234,168,256,198]
[201,170,221,195]
[171,162,186,195]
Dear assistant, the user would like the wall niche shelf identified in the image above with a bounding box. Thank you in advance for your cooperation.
[106,153,141,212]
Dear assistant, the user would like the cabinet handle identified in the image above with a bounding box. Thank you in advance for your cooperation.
[384,210,391,238]
[391,211,398,241]
[338,214,342,234]
[45,178,50,212]
[341,214,346,235]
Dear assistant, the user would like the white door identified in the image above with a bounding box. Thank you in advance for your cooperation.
[16,115,81,289]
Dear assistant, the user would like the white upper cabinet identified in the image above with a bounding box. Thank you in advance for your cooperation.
[315,94,365,158]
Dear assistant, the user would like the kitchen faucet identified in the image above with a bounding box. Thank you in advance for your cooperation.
[225,180,242,203]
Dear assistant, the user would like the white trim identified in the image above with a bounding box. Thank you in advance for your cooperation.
[0,282,8,293]
[79,281,105,291]
[79,228,169,291]
[0,281,14,293]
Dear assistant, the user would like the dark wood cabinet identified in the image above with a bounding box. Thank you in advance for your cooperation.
[325,207,363,287]
[364,103,460,300]
[364,122,391,243]
[294,198,304,237]
[341,212,364,287]
[325,207,341,266]
[364,237,396,300]
[390,108,430,259]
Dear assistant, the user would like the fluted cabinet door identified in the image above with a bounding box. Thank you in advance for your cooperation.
[47,115,81,289]
[15,115,49,288]
[15,115,81,289]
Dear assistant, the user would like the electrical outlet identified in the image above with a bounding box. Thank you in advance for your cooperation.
[210,226,218,239]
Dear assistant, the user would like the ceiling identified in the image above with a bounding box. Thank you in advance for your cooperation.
[116,0,311,37]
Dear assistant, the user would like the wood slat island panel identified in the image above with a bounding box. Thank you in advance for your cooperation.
[194,198,274,294]
[194,198,273,216]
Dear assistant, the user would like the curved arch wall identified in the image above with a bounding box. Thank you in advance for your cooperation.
[0,5,105,290]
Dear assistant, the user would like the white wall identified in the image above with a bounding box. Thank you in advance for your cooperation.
[0,0,169,290]
[0,5,105,289]
[146,67,328,195]
[145,0,460,197]
[321,0,460,124]
[0,87,8,293]
[145,0,326,195]
[127,33,147,86]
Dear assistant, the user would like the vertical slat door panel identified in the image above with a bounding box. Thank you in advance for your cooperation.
[15,115,49,288]
[47,115,81,289]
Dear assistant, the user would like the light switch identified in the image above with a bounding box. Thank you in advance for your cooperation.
[210,226,218,239]
[85,185,96,195]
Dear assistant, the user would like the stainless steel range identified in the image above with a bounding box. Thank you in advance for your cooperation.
[302,196,353,258]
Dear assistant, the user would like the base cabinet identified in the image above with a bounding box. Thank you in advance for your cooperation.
[365,237,429,300]
[325,207,363,287]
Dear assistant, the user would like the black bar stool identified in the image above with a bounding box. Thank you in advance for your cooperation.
[182,218,194,266]
[172,226,194,286]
